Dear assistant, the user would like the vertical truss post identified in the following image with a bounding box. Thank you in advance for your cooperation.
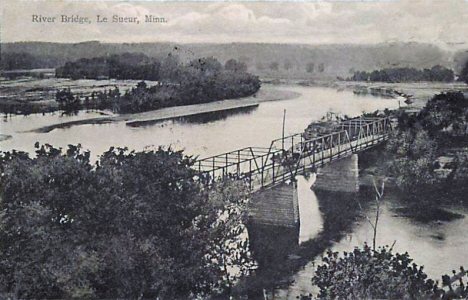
[237,150,240,176]
[212,157,216,181]
[261,156,264,187]
[272,159,276,184]
[338,131,341,157]
[312,140,316,166]
[225,153,228,178]
[249,159,252,189]
[321,136,325,166]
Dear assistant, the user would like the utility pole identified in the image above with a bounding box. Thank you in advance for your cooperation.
[282,109,286,151]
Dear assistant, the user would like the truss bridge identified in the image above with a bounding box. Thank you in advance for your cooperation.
[196,116,395,192]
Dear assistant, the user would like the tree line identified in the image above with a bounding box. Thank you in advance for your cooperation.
[55,53,249,81]
[0,52,58,70]
[350,65,455,82]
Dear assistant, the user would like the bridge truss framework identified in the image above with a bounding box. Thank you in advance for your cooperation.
[196,117,395,191]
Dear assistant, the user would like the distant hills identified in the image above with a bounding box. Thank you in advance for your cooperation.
[2,41,467,79]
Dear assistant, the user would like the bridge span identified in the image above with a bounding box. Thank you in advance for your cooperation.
[196,116,395,191]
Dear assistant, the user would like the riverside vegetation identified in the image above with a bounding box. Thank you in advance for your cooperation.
[350,65,455,83]
[0,144,255,299]
[54,54,260,114]
[2,54,261,115]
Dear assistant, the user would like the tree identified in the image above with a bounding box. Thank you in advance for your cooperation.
[460,59,468,84]
[188,57,223,75]
[225,59,247,73]
[318,63,325,73]
[283,60,293,71]
[0,144,254,299]
[312,245,439,299]
[55,88,81,114]
[418,92,468,137]
[268,62,279,71]
[386,126,438,199]
[306,62,315,73]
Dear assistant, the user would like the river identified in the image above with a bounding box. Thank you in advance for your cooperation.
[0,84,399,157]
[1,84,467,298]
[279,175,468,299]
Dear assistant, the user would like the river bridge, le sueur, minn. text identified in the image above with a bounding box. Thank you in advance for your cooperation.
[31,14,167,25]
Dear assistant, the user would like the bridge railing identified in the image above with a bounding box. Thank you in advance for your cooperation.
[196,117,395,190]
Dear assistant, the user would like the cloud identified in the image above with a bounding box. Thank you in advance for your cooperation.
[1,0,468,49]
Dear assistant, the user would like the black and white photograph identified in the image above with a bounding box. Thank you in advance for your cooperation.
[1,1,468,299]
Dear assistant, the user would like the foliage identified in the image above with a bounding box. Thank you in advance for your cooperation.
[385,92,468,199]
[73,73,260,114]
[0,52,58,70]
[351,66,454,82]
[386,123,438,200]
[225,59,247,73]
[460,59,468,84]
[312,245,438,300]
[418,92,468,137]
[311,245,468,300]
[188,57,223,75]
[55,54,260,114]
[55,88,82,114]
[0,144,254,299]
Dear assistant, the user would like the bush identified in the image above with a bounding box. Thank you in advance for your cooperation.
[312,244,438,299]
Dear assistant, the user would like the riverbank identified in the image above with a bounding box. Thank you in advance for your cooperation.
[298,80,468,109]
[32,85,301,133]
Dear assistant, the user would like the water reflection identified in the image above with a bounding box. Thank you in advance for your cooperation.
[277,187,468,299]
[128,105,258,127]
[296,175,323,244]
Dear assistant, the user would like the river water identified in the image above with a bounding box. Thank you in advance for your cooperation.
[1,84,467,298]
[0,85,399,157]
[280,175,468,299]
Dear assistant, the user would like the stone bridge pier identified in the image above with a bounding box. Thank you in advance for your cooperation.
[247,153,363,269]
[312,154,359,193]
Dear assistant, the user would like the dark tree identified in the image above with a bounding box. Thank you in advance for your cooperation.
[55,88,81,114]
[460,59,468,84]
[306,62,315,73]
[188,57,223,75]
[268,62,279,71]
[225,59,248,73]
[312,245,444,300]
[351,66,454,82]
[0,144,254,299]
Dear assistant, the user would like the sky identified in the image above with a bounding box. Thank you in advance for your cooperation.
[2,0,468,49]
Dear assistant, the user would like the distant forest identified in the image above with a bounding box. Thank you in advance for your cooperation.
[0,52,59,70]
[55,54,261,114]
[350,65,455,82]
[2,41,466,78]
